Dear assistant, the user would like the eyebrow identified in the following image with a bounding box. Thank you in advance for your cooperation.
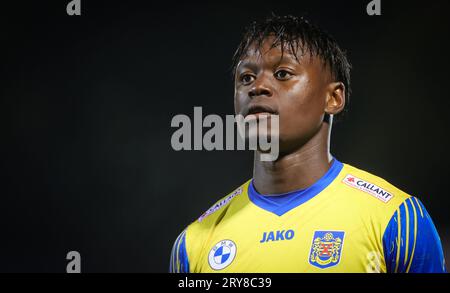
[236,53,300,71]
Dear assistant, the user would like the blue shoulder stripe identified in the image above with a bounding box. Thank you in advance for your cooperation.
[383,197,446,273]
[169,229,190,273]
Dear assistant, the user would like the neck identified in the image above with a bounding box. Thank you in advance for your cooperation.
[253,122,333,195]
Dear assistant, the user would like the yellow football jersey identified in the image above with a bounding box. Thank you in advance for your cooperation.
[170,159,446,273]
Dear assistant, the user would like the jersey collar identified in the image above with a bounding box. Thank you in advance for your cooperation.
[248,158,344,216]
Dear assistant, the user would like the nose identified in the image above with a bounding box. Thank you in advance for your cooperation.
[248,77,273,99]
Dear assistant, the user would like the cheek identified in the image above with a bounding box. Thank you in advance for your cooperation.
[279,79,326,136]
[234,89,248,114]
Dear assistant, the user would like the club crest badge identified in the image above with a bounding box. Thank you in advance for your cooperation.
[309,231,345,269]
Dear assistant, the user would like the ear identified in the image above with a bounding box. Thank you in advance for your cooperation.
[325,82,346,115]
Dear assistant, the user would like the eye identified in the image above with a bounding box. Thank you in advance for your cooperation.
[240,74,255,85]
[274,69,293,80]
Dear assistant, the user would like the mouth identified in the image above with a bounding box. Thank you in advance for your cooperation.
[244,104,278,118]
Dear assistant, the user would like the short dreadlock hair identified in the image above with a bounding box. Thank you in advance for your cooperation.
[232,14,351,118]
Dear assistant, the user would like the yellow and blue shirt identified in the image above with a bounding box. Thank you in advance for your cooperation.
[170,159,446,273]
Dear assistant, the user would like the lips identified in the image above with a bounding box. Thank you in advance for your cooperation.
[244,104,278,117]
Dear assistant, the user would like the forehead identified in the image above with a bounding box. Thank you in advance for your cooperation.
[236,38,312,69]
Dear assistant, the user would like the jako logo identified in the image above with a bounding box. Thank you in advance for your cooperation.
[260,229,295,243]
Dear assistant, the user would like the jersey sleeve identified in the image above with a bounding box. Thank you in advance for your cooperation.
[382,196,447,273]
[169,229,190,273]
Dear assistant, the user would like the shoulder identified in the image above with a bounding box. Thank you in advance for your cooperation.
[197,182,249,223]
[178,180,250,271]
[183,180,250,243]
[338,163,448,272]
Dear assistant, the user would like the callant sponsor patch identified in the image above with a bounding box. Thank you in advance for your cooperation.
[198,187,242,222]
[342,174,394,203]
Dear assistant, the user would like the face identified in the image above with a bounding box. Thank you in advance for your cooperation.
[234,37,344,155]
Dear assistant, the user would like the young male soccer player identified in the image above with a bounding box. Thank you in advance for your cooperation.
[170,15,446,273]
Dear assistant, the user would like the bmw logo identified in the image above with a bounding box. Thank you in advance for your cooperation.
[208,239,237,270]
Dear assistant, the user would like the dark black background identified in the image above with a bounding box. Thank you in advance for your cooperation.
[1,0,449,272]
